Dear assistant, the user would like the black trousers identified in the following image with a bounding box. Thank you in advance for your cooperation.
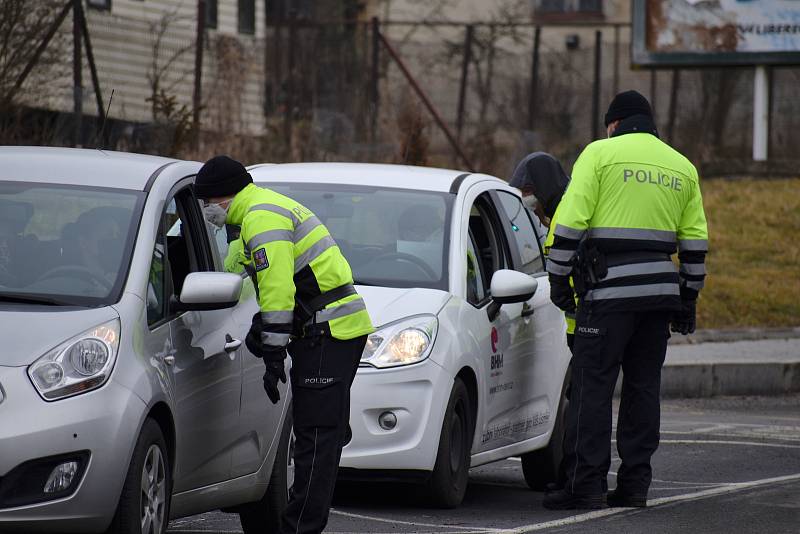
[560,308,670,496]
[280,334,366,534]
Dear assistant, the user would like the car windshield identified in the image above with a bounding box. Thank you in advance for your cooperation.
[0,182,144,306]
[264,183,452,290]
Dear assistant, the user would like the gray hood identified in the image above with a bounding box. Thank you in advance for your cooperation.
[0,305,119,367]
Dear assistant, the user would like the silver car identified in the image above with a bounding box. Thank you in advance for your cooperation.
[0,147,292,534]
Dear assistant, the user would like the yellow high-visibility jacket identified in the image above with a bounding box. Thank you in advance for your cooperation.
[547,130,708,313]
[226,183,374,348]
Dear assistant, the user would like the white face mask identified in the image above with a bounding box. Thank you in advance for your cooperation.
[522,194,538,210]
[203,202,229,228]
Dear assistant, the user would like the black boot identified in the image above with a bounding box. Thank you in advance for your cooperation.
[607,488,647,508]
[542,489,607,510]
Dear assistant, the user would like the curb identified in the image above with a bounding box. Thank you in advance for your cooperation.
[668,327,800,345]
[660,361,800,398]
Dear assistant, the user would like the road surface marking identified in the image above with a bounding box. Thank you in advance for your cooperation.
[331,509,504,532]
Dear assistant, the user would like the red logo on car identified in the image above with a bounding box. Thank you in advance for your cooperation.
[491,327,499,353]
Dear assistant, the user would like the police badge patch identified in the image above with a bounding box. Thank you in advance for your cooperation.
[253,248,269,271]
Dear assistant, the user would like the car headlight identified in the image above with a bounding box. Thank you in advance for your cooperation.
[361,315,438,368]
[28,320,120,401]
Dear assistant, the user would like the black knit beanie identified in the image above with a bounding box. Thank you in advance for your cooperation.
[195,155,253,199]
[604,90,653,126]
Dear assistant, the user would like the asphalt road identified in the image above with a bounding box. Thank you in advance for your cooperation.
[168,395,800,534]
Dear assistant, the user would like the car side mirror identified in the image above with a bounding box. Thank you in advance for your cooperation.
[487,269,538,321]
[170,272,243,312]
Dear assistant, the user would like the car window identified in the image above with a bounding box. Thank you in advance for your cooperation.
[495,191,545,274]
[0,181,143,306]
[148,190,207,326]
[466,231,486,305]
[265,183,452,290]
[467,194,508,302]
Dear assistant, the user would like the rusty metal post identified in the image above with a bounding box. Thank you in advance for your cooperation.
[370,17,380,144]
[613,25,620,95]
[456,24,474,143]
[192,0,206,149]
[72,0,83,147]
[378,30,475,171]
[3,1,72,109]
[284,10,297,158]
[78,3,104,122]
[650,69,657,119]
[527,25,541,131]
[592,30,602,140]
[667,69,680,143]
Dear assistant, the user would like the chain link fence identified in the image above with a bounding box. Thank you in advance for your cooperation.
[2,2,799,177]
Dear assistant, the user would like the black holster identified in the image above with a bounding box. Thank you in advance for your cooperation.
[574,243,608,296]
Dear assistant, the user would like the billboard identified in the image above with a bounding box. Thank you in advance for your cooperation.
[632,0,800,67]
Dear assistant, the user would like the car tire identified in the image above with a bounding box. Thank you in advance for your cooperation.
[521,366,571,491]
[427,377,473,508]
[239,409,294,533]
[106,418,171,534]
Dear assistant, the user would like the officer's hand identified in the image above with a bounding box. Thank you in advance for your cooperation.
[671,299,696,335]
[246,313,266,358]
[262,358,287,404]
[550,276,577,314]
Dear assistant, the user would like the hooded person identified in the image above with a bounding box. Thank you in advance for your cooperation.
[509,152,570,227]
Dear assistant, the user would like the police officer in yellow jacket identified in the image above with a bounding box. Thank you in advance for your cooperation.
[195,156,373,534]
[542,91,708,510]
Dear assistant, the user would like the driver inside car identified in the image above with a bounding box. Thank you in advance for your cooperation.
[69,208,124,286]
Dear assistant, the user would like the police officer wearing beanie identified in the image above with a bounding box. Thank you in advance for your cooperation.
[542,91,708,510]
[195,156,374,533]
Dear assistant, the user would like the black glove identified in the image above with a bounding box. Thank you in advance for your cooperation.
[246,312,269,358]
[671,299,696,335]
[262,358,287,404]
[550,275,577,314]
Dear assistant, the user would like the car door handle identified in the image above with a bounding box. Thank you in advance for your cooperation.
[224,334,242,353]
[521,303,535,317]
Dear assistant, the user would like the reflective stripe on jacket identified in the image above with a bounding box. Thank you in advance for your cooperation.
[544,207,576,335]
[226,183,374,346]
[547,129,708,313]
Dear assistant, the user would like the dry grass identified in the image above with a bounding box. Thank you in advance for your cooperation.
[698,178,800,329]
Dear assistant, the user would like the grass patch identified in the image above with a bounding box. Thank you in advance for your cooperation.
[698,178,800,329]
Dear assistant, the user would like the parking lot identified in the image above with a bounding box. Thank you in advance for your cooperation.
[168,395,800,534]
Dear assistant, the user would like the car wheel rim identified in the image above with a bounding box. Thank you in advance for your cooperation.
[449,401,465,474]
[141,444,166,534]
[286,429,296,499]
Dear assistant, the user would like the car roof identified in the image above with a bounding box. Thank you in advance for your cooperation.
[248,162,502,193]
[0,147,180,191]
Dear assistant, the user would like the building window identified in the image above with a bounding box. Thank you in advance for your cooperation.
[266,0,314,25]
[205,0,218,30]
[238,0,256,34]
[87,0,112,10]
[534,0,603,20]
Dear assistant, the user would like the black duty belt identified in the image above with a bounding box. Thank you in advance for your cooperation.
[305,284,357,313]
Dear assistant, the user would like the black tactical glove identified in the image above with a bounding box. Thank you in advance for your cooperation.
[550,275,577,314]
[671,298,696,335]
[246,312,269,358]
[262,358,287,404]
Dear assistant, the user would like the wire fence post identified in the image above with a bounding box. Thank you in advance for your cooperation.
[592,30,602,140]
[527,25,541,132]
[78,2,104,125]
[284,10,297,158]
[613,25,620,95]
[72,0,83,147]
[650,69,657,119]
[456,24,473,144]
[667,69,680,143]
[370,17,380,145]
[192,0,206,150]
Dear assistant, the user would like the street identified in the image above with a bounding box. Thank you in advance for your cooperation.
[168,395,800,534]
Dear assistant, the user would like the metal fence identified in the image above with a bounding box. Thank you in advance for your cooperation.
[3,2,799,177]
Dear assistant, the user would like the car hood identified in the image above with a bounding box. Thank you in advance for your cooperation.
[355,286,451,328]
[0,305,119,367]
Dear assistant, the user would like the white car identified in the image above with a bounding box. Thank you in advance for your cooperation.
[248,163,572,508]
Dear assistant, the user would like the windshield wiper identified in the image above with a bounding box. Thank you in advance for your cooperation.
[0,293,73,306]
